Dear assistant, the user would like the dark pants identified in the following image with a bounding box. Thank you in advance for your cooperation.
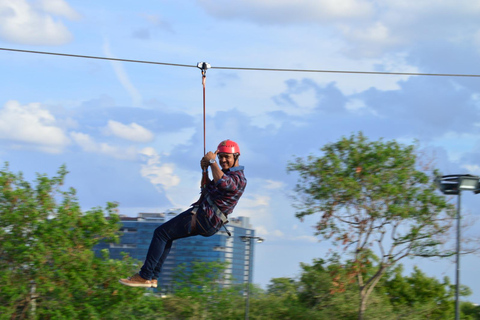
[139,207,219,280]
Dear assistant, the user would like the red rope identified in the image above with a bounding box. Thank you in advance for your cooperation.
[202,71,206,156]
[197,62,210,190]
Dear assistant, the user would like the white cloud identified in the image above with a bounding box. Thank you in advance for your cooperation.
[285,87,318,116]
[199,0,480,58]
[234,193,272,233]
[339,21,401,57]
[104,120,154,143]
[139,147,181,192]
[254,226,317,243]
[345,98,379,116]
[158,165,204,209]
[0,0,78,45]
[265,179,285,189]
[37,0,81,20]
[431,132,479,162]
[70,132,96,152]
[103,42,143,107]
[463,164,480,175]
[292,235,318,243]
[70,131,137,160]
[341,1,480,56]
[241,194,271,207]
[0,100,70,153]
[474,30,480,54]
[198,0,374,24]
[255,227,285,238]
[254,225,269,236]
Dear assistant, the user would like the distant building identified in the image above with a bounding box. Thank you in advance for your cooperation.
[94,211,255,292]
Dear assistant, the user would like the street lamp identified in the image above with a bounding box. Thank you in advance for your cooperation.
[240,236,264,320]
[436,174,480,320]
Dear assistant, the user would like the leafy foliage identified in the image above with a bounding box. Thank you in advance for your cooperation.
[2,162,478,319]
[287,133,457,318]
[273,256,474,320]
[0,164,164,319]
[164,260,244,319]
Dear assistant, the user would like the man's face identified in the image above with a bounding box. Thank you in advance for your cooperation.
[217,153,236,170]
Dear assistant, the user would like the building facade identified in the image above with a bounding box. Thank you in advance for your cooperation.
[94,211,255,292]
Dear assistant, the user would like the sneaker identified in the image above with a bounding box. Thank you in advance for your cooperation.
[119,273,157,288]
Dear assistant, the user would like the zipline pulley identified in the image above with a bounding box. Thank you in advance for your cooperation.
[197,62,211,77]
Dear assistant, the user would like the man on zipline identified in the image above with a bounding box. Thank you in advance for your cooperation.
[119,139,247,287]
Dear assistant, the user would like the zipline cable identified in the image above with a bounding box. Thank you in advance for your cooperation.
[2,47,480,78]
[0,47,196,68]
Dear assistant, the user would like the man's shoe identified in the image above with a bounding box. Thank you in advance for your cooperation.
[119,273,157,288]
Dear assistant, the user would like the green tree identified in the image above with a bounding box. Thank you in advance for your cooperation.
[287,133,457,320]
[163,260,244,319]
[267,277,299,301]
[461,301,480,320]
[296,255,394,320]
[294,255,473,319]
[381,265,458,319]
[0,164,165,319]
[381,264,477,319]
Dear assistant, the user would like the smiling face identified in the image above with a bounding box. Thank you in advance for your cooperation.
[217,152,237,170]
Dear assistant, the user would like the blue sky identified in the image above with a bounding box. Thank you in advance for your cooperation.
[2,0,480,303]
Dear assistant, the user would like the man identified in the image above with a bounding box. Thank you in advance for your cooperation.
[119,139,246,287]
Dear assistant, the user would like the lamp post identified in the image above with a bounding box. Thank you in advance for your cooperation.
[436,174,480,320]
[240,235,264,320]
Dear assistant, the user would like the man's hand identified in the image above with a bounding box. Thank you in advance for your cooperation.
[200,158,209,170]
[202,150,223,183]
[201,150,217,170]
[203,150,218,162]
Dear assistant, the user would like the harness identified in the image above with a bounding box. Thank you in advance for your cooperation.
[191,193,231,236]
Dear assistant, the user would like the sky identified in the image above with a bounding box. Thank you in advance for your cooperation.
[2,0,480,303]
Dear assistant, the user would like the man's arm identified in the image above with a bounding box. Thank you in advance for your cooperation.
[209,161,224,183]
[200,157,211,187]
[203,151,224,183]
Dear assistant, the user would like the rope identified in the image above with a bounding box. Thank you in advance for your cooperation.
[197,62,211,155]
[197,62,211,189]
[202,71,206,156]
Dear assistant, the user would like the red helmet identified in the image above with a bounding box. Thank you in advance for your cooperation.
[217,139,240,155]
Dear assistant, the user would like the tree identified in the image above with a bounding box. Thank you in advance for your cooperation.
[0,164,165,319]
[461,302,480,320]
[296,254,393,320]
[381,265,460,319]
[163,260,244,320]
[294,255,472,319]
[287,133,457,319]
[267,277,299,301]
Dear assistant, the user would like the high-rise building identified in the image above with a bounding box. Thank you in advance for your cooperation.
[94,211,255,292]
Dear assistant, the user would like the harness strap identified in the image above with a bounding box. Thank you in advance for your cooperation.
[190,207,198,233]
[205,194,232,237]
[192,195,231,236]
[205,194,228,224]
